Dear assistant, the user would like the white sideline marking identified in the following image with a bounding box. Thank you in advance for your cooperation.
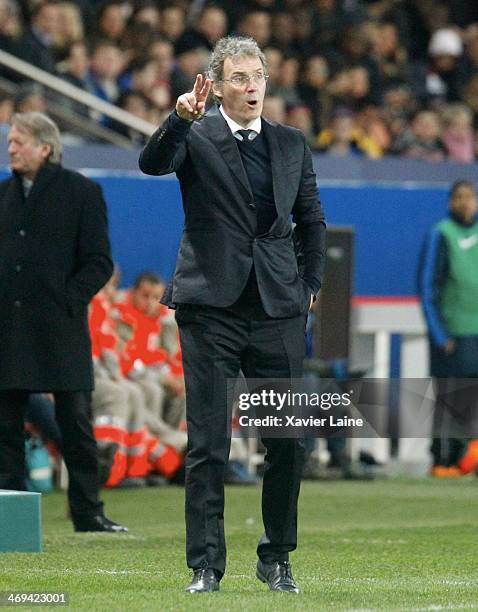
[1,568,155,576]
[332,538,409,545]
[95,569,154,575]
[304,576,478,588]
[346,606,478,612]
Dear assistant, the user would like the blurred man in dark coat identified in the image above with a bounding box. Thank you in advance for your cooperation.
[0,112,126,532]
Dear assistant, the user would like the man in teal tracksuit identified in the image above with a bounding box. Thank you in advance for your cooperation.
[418,180,478,473]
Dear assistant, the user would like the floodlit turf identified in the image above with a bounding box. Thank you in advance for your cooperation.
[1,479,478,611]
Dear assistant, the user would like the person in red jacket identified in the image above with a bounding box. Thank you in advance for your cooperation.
[88,277,184,485]
[116,272,187,448]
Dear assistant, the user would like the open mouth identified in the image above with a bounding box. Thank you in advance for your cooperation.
[246,100,258,109]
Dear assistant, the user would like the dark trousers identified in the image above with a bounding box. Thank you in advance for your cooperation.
[0,390,103,520]
[176,302,307,577]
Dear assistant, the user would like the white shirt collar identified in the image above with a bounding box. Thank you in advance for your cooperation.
[219,105,262,140]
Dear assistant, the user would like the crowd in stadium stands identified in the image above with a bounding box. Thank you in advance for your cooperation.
[0,0,478,160]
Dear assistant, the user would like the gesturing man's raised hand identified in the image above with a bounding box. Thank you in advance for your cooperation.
[176,74,212,121]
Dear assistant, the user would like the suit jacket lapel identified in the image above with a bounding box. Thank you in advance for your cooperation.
[201,108,253,199]
[262,118,288,220]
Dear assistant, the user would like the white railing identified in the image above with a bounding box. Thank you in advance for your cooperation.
[0,49,157,138]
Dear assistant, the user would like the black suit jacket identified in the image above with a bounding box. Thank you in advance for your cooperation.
[0,164,113,391]
[139,106,326,318]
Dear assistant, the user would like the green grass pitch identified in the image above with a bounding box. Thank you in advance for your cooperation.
[1,479,477,610]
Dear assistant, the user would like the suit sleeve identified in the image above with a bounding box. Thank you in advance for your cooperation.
[65,180,113,316]
[139,111,192,175]
[292,136,326,295]
[417,227,449,347]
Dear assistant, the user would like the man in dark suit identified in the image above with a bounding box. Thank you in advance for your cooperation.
[139,36,326,593]
[0,112,127,533]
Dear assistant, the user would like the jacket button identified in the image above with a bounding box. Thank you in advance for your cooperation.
[19,229,26,237]
[248,202,256,209]
[15,264,22,272]
[14,300,22,308]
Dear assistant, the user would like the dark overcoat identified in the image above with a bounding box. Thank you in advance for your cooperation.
[0,163,113,391]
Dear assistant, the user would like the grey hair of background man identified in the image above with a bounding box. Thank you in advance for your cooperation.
[11,112,62,164]
[207,35,268,86]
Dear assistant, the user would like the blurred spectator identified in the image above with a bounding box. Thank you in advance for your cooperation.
[316,108,382,158]
[286,104,315,146]
[262,94,286,123]
[88,39,124,105]
[270,11,295,54]
[111,89,151,145]
[150,36,174,78]
[121,21,155,62]
[298,54,333,133]
[19,0,62,72]
[58,39,90,88]
[311,0,361,53]
[441,103,475,163]
[348,65,373,109]
[262,45,282,92]
[120,57,157,101]
[392,110,445,162]
[292,5,316,57]
[424,28,464,105]
[370,20,410,91]
[236,10,271,47]
[383,0,430,62]
[149,35,174,107]
[382,81,417,144]
[0,0,22,49]
[0,91,13,136]
[171,40,209,101]
[57,39,94,116]
[274,54,302,107]
[176,4,227,53]
[131,2,160,33]
[55,1,83,59]
[422,0,452,34]
[356,105,391,156]
[14,83,46,113]
[332,23,382,105]
[159,4,186,43]
[95,0,128,44]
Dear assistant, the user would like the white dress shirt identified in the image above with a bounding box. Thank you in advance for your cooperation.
[219,106,261,141]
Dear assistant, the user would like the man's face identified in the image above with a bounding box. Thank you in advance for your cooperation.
[132,281,164,316]
[450,184,478,224]
[8,125,50,179]
[213,55,267,127]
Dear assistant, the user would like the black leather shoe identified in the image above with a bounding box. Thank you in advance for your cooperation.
[256,560,300,593]
[73,514,128,533]
[185,568,220,593]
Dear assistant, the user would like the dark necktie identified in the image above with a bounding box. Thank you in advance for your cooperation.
[236,129,252,143]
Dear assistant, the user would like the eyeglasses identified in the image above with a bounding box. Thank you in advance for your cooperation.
[221,72,269,86]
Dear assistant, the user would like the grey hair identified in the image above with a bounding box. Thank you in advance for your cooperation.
[11,112,62,164]
[207,36,267,83]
